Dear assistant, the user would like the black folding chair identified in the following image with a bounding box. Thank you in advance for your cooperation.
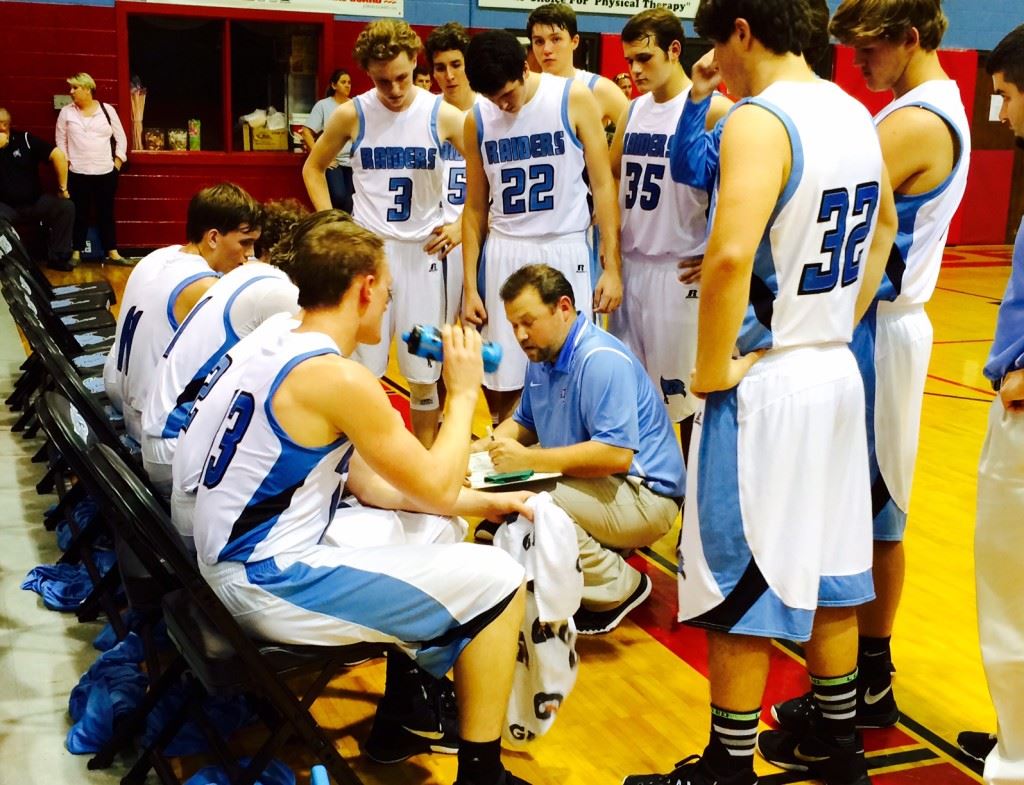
[0,217,115,303]
[87,443,384,785]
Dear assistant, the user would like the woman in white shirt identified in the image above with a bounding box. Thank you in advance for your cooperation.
[300,69,353,213]
[56,72,128,265]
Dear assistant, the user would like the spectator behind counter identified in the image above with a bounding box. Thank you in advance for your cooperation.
[0,107,75,271]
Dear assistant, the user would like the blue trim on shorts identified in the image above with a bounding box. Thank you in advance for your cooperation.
[735,587,815,641]
[696,388,751,591]
[244,557,470,678]
[850,304,906,541]
[818,568,875,607]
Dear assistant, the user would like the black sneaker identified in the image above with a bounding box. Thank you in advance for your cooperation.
[574,573,652,635]
[957,731,997,762]
[757,729,869,785]
[622,754,757,785]
[771,679,899,733]
[364,674,459,763]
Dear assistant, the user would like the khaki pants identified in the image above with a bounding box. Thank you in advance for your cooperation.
[977,397,1024,785]
[537,475,679,611]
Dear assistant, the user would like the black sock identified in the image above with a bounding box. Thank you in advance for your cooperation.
[858,635,892,682]
[457,738,503,785]
[810,669,858,748]
[704,704,759,776]
[382,652,431,716]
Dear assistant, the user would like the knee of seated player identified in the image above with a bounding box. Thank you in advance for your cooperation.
[409,382,439,411]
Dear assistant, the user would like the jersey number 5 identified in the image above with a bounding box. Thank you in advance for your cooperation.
[799,181,880,295]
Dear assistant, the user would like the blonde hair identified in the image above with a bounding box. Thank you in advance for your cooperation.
[67,72,97,92]
[353,20,422,70]
[830,0,948,51]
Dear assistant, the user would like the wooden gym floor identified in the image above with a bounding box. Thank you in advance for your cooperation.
[38,244,1009,784]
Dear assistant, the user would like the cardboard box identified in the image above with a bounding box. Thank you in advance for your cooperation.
[243,125,289,151]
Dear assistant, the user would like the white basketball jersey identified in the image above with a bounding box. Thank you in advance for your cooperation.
[620,89,710,261]
[725,80,884,354]
[439,95,478,225]
[142,262,299,443]
[350,87,444,242]
[872,80,970,306]
[186,324,352,566]
[103,245,218,423]
[475,73,590,236]
[574,68,600,91]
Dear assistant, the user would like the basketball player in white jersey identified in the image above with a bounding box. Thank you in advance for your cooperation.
[176,217,536,785]
[462,29,622,424]
[103,183,263,445]
[303,19,466,447]
[772,0,971,733]
[424,22,477,327]
[624,0,897,783]
[527,3,628,129]
[139,208,325,496]
[609,8,731,458]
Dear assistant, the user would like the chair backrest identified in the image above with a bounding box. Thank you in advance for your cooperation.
[4,280,132,464]
[0,217,55,298]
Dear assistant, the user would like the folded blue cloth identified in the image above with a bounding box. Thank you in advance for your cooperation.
[22,550,116,611]
[66,634,149,754]
[142,687,255,757]
[183,757,294,785]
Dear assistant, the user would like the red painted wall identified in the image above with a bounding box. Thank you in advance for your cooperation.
[0,3,1011,248]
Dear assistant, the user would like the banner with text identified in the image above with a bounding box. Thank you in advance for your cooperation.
[123,0,402,19]
[478,0,699,18]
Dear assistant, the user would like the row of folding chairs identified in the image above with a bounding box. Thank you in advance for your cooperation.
[0,218,385,785]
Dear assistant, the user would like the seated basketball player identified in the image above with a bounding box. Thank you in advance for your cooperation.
[174,216,536,785]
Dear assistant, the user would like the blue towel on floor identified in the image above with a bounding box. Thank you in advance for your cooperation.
[21,550,116,611]
[142,686,256,756]
[66,634,149,754]
[183,758,294,785]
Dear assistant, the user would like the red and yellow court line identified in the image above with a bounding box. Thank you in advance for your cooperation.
[631,549,984,785]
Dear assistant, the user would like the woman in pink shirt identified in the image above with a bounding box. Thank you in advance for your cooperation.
[56,72,128,265]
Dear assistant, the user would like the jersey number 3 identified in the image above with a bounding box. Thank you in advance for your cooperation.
[202,391,255,489]
[799,182,880,295]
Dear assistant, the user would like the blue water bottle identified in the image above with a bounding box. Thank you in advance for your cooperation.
[402,324,502,372]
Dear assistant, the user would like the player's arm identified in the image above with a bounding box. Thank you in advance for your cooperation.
[346,451,535,520]
[313,326,484,512]
[707,94,733,128]
[423,102,468,257]
[608,103,629,181]
[570,82,622,313]
[302,102,357,211]
[299,127,317,154]
[692,104,789,395]
[593,75,630,129]
[877,106,956,196]
[461,110,489,327]
[172,276,219,327]
[854,165,896,324]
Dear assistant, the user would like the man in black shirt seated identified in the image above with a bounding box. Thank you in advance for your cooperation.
[0,107,75,270]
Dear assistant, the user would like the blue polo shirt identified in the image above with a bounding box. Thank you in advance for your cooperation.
[513,313,686,498]
[985,216,1024,386]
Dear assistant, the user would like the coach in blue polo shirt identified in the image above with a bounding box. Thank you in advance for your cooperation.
[487,263,685,635]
